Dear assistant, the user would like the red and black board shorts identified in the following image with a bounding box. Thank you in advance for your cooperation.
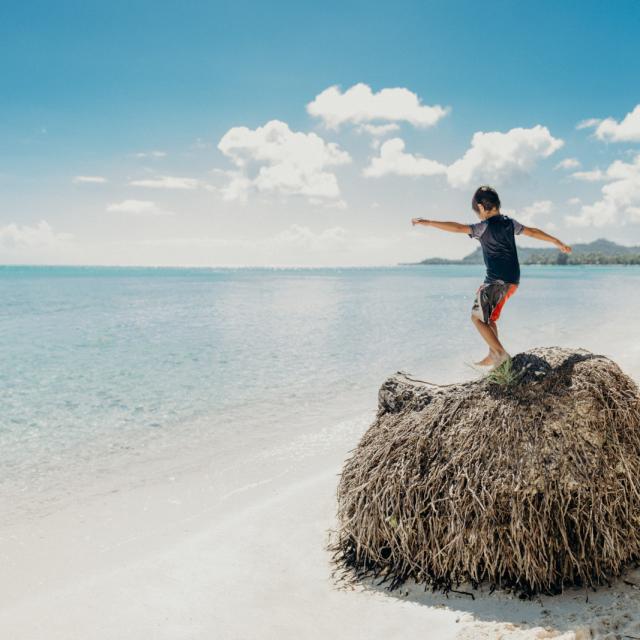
[472,281,518,323]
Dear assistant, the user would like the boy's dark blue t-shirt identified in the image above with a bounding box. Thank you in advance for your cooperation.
[468,214,525,285]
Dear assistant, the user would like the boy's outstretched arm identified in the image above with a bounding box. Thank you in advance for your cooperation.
[411,218,471,234]
[522,226,572,253]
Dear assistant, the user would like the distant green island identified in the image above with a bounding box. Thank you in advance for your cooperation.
[406,239,640,266]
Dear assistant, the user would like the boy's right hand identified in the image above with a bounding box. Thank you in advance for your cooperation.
[411,218,429,226]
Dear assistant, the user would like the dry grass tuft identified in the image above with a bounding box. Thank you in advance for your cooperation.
[329,347,640,597]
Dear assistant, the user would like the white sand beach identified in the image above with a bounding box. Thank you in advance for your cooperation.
[2,406,640,640]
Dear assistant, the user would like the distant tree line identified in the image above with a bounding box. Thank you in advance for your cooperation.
[523,252,640,265]
[410,239,640,266]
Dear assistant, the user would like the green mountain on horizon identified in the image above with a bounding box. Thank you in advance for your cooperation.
[410,238,640,266]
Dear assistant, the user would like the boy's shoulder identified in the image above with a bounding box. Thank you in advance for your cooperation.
[500,214,525,235]
[468,219,488,239]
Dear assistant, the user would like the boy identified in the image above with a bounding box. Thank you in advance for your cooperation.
[411,185,572,367]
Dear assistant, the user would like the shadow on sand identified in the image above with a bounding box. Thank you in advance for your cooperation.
[356,567,640,637]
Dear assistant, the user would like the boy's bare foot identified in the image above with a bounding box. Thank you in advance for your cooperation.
[474,353,493,366]
[490,350,511,368]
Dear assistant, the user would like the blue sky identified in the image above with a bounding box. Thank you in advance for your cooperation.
[2,0,640,265]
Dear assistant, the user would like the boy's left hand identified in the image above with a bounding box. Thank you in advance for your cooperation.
[558,242,572,254]
[411,217,428,226]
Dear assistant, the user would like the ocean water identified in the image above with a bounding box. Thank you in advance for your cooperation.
[2,264,640,519]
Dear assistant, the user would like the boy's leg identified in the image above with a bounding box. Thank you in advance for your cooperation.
[471,314,508,362]
[474,320,498,366]
[471,283,512,366]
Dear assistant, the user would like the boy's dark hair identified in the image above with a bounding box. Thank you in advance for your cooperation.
[472,185,501,213]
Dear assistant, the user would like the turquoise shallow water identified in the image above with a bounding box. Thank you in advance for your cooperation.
[2,264,640,517]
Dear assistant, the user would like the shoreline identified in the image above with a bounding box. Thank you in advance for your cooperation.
[4,263,640,272]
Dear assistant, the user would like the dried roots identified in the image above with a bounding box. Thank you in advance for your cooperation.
[329,348,640,596]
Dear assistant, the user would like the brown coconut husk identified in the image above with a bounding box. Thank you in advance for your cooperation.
[329,347,640,597]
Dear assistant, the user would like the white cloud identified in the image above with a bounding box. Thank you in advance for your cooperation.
[272,224,348,250]
[191,138,211,150]
[568,197,581,205]
[567,201,615,228]
[134,151,167,158]
[106,200,172,216]
[135,225,471,266]
[73,175,107,184]
[356,122,400,139]
[219,171,253,203]
[129,176,210,190]
[364,125,563,188]
[138,224,423,256]
[308,197,347,209]
[356,123,401,137]
[571,169,606,181]
[139,224,349,252]
[363,138,447,178]
[446,125,564,188]
[567,153,640,227]
[576,118,601,130]
[138,235,253,250]
[0,220,73,249]
[577,105,640,142]
[506,200,553,227]
[217,119,351,202]
[523,200,553,216]
[555,158,581,170]
[307,83,449,129]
